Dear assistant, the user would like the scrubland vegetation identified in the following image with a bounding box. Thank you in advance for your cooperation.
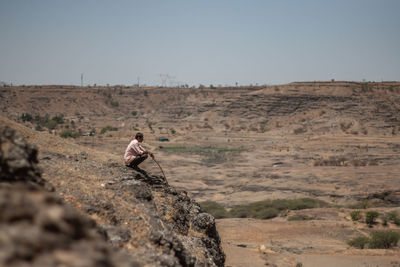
[348,231,400,249]
[200,198,329,219]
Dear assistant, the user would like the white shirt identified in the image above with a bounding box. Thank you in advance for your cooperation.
[124,139,145,165]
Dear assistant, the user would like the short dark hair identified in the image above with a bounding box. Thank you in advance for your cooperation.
[135,132,144,139]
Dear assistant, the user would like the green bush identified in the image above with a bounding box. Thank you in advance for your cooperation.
[199,201,229,219]
[350,210,362,221]
[60,130,79,139]
[347,236,370,249]
[386,211,400,225]
[369,231,400,249]
[354,199,371,209]
[110,100,119,107]
[21,113,33,122]
[271,198,329,210]
[28,113,64,130]
[51,114,64,124]
[131,111,137,116]
[100,126,118,134]
[287,214,313,221]
[44,119,58,130]
[200,198,330,220]
[365,211,379,226]
[229,198,329,220]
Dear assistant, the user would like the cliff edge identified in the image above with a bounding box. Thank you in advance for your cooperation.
[0,124,225,266]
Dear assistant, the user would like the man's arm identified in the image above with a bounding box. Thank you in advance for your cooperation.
[138,143,154,158]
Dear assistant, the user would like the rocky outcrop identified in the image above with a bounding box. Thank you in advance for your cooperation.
[0,126,225,266]
[0,126,49,188]
[0,126,140,266]
[104,171,225,266]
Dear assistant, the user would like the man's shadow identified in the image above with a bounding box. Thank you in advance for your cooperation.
[127,166,149,177]
[126,166,167,186]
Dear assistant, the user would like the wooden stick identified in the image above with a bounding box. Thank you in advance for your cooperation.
[152,157,168,185]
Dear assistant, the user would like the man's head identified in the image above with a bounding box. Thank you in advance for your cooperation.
[135,132,144,142]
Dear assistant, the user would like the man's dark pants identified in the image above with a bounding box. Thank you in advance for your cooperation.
[128,154,148,169]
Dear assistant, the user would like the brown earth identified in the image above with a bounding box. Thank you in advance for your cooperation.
[1,81,400,266]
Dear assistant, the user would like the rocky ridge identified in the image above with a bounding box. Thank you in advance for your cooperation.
[0,125,225,266]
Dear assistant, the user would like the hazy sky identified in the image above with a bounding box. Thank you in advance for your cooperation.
[0,0,399,86]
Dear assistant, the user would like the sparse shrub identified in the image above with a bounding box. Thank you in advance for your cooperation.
[100,126,118,134]
[44,119,58,130]
[21,113,33,122]
[293,127,306,134]
[199,201,229,219]
[170,128,176,135]
[350,210,362,221]
[347,236,370,249]
[110,100,119,107]
[368,231,400,249]
[287,214,312,221]
[131,111,137,116]
[60,130,79,138]
[382,214,389,226]
[347,200,372,210]
[386,211,400,225]
[359,199,371,209]
[254,208,279,220]
[51,114,64,124]
[365,211,379,226]
[229,198,329,220]
[143,90,148,97]
[29,113,64,130]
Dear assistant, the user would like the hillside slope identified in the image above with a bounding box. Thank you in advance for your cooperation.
[0,118,225,266]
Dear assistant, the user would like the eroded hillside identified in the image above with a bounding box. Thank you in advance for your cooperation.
[2,81,400,266]
[0,120,225,266]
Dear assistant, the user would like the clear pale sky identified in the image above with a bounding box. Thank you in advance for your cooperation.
[0,0,399,86]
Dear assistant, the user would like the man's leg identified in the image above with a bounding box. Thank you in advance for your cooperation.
[128,154,148,169]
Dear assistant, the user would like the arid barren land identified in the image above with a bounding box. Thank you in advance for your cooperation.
[1,81,400,266]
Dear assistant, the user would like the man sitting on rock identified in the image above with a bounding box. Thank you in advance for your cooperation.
[124,132,154,171]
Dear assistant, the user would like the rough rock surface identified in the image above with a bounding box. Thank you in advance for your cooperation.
[104,170,225,266]
[0,126,48,188]
[0,126,140,267]
[0,125,225,266]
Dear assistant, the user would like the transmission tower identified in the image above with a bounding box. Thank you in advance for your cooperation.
[159,74,177,87]
[159,74,169,87]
